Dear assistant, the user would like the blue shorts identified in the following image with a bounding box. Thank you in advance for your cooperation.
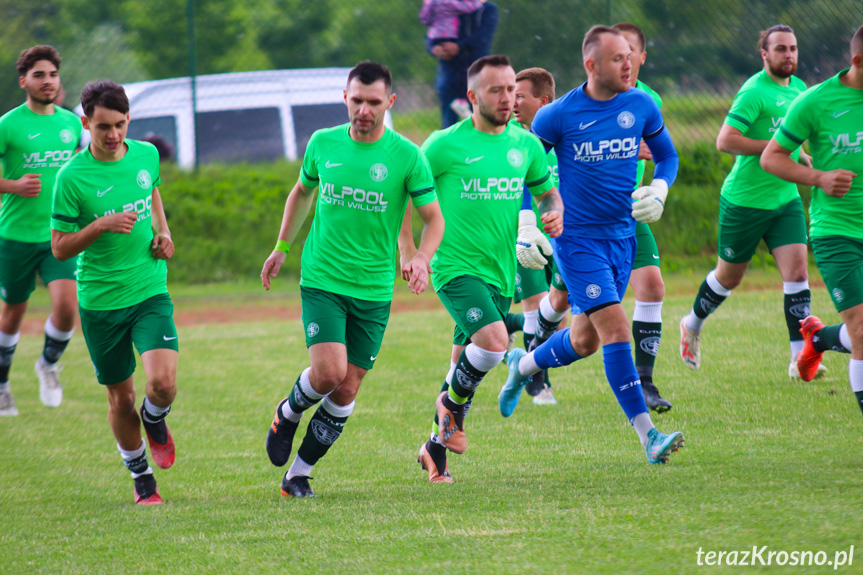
[551,235,636,315]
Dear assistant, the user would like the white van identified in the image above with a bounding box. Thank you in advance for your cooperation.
[78,68,393,169]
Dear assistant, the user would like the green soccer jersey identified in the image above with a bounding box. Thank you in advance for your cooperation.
[0,104,81,242]
[721,70,807,209]
[423,118,554,296]
[635,80,662,187]
[298,124,436,301]
[774,69,863,240]
[51,140,167,310]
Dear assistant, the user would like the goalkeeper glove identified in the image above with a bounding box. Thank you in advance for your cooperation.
[631,179,669,224]
[516,210,553,270]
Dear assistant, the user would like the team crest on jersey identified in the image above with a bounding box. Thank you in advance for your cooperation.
[307,322,320,337]
[369,163,388,182]
[832,288,845,304]
[59,129,74,144]
[466,307,483,323]
[507,149,524,168]
[586,284,601,299]
[136,169,152,189]
[640,337,661,356]
[617,111,635,129]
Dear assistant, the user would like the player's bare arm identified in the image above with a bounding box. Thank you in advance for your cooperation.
[0,174,42,198]
[761,139,857,197]
[150,187,174,260]
[398,200,418,282]
[716,124,770,156]
[535,186,563,237]
[51,211,138,261]
[261,178,317,290]
[404,199,444,295]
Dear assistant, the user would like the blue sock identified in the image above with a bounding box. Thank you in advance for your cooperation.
[603,342,647,420]
[533,328,581,369]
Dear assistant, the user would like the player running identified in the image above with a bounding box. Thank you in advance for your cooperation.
[0,46,80,415]
[413,55,562,483]
[52,81,179,505]
[761,24,863,412]
[679,25,816,379]
[262,62,444,498]
[509,66,560,406]
[502,26,684,463]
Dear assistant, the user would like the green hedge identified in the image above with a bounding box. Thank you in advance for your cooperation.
[159,143,811,283]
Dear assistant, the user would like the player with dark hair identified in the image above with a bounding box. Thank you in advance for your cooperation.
[52,80,178,505]
[262,61,444,497]
[0,45,80,416]
[761,24,863,411]
[503,26,684,463]
[679,25,814,379]
[411,54,562,483]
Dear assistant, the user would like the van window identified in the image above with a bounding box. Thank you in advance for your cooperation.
[291,103,347,156]
[128,116,178,152]
[196,108,284,164]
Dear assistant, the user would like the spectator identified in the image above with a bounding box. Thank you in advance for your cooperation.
[428,1,498,128]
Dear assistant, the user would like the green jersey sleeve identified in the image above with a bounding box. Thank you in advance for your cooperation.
[51,166,81,233]
[300,132,321,188]
[725,85,763,133]
[406,148,436,207]
[525,136,553,196]
[773,95,812,152]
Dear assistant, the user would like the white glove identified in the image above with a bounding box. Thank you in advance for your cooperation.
[516,209,553,270]
[631,179,669,224]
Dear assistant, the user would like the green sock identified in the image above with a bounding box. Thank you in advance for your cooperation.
[504,312,524,335]
[448,348,487,404]
[813,324,850,353]
[692,278,727,320]
[633,320,661,382]
[296,399,353,466]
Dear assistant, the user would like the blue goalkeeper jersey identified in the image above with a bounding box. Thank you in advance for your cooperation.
[531,83,666,240]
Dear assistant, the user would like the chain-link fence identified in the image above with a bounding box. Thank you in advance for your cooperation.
[3,0,862,163]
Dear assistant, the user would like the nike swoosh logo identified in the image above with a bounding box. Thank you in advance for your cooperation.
[96,185,114,197]
[370,355,377,360]
[833,110,850,118]
[465,156,484,164]
[776,101,786,106]
[325,161,343,168]
[29,133,41,139]
[578,121,597,130]
[652,254,660,259]
[163,335,177,341]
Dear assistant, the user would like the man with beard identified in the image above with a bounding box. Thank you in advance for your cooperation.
[413,55,562,483]
[0,46,81,415]
[679,26,818,378]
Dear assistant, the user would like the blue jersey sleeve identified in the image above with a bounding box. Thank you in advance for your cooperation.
[521,184,533,210]
[531,102,559,152]
[644,127,678,187]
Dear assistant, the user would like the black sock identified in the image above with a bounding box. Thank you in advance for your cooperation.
[692,278,727,320]
[784,290,810,344]
[856,391,863,417]
[633,320,661,378]
[124,452,150,474]
[42,333,71,364]
[813,324,850,354]
[0,343,16,383]
[504,312,524,335]
[449,348,487,401]
[297,402,351,466]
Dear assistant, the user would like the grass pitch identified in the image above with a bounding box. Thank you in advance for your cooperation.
[1,271,860,574]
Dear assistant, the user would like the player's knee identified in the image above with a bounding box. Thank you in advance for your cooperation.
[570,329,599,357]
[311,365,347,391]
[549,289,569,312]
[107,386,136,413]
[328,383,359,406]
[148,372,177,401]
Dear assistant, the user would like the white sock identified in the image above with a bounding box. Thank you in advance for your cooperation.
[849,359,863,393]
[518,351,541,377]
[445,360,457,386]
[142,396,170,423]
[321,396,355,419]
[633,301,663,323]
[523,310,538,335]
[706,269,733,296]
[540,295,567,321]
[45,317,74,341]
[286,455,314,480]
[840,324,854,352]
[117,442,153,478]
[782,280,809,294]
[0,330,20,348]
[790,340,804,361]
[685,312,705,333]
[465,344,505,372]
[631,412,654,448]
[281,367,321,423]
[0,382,9,392]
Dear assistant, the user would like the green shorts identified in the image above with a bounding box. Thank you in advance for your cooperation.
[811,236,863,312]
[514,262,552,304]
[633,222,661,270]
[0,237,77,305]
[437,275,512,346]
[718,196,807,264]
[79,293,178,386]
[550,257,567,291]
[300,286,391,370]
